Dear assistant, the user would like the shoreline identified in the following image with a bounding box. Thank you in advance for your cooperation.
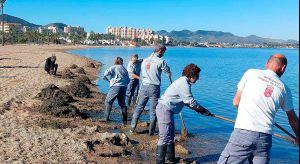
[0,44,194,163]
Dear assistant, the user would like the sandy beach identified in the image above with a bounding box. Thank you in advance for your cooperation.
[0,45,194,164]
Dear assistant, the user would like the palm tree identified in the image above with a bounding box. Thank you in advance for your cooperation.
[1,0,6,46]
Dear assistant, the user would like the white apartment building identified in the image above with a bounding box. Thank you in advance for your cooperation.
[38,27,49,34]
[0,22,23,34]
[47,25,61,34]
[64,26,84,34]
[106,26,156,41]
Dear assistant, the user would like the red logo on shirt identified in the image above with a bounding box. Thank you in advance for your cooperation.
[146,62,151,70]
[264,85,274,97]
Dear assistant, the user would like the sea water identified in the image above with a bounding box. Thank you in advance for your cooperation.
[70,47,299,163]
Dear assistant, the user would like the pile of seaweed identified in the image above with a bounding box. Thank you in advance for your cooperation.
[36,84,80,117]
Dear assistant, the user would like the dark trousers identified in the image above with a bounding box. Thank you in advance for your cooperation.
[105,86,127,108]
[45,64,58,75]
[126,79,139,99]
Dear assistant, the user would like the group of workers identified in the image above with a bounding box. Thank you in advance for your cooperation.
[46,45,299,164]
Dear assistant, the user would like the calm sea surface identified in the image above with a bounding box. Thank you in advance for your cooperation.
[69,47,299,163]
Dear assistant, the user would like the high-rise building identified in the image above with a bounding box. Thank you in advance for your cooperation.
[106,26,157,41]
[64,26,85,34]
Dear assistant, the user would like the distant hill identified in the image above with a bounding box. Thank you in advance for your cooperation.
[0,14,40,28]
[156,30,299,44]
[0,14,67,31]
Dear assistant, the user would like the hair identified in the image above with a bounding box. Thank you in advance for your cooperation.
[268,54,287,66]
[114,57,123,65]
[154,44,167,53]
[51,54,56,61]
[182,64,201,78]
[131,54,138,59]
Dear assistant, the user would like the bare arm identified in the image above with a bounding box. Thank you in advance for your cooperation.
[233,90,242,108]
[286,110,299,144]
[132,74,140,79]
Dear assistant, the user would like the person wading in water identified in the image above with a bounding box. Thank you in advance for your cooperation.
[103,57,130,124]
[155,64,212,163]
[130,45,172,135]
[217,54,299,164]
[126,54,143,107]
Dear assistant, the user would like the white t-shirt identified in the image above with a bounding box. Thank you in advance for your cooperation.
[234,69,294,134]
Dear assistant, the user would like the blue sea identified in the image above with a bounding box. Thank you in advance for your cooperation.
[69,47,299,163]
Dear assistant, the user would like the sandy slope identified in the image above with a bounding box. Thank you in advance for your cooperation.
[0,44,96,106]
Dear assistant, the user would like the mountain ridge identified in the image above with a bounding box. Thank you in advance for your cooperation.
[156,30,298,44]
[0,14,40,27]
[0,14,67,30]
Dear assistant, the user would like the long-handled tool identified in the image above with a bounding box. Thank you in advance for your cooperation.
[180,112,188,139]
[211,114,297,143]
[275,123,297,140]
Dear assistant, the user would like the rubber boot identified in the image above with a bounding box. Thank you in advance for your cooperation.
[132,96,138,107]
[122,106,128,124]
[156,145,167,164]
[149,119,157,135]
[130,116,138,133]
[127,97,132,107]
[104,104,112,122]
[166,142,175,163]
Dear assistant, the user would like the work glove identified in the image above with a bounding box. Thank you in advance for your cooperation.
[199,108,213,116]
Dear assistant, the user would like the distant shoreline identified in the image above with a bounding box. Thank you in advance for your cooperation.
[2,43,299,49]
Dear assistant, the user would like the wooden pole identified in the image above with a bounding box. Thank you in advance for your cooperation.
[211,114,296,143]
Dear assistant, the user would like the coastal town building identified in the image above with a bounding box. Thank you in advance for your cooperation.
[106,26,163,43]
[22,26,28,33]
[64,26,85,34]
[47,25,62,34]
[38,27,49,34]
[0,22,23,34]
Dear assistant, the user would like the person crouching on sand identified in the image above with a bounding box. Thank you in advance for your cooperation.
[44,54,58,75]
[103,57,130,124]
[130,45,172,136]
[156,64,213,163]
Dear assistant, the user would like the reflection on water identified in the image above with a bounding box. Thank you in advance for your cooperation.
[70,47,299,163]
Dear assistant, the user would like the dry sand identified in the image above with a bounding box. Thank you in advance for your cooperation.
[0,45,95,106]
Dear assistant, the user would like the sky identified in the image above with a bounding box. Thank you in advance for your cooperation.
[3,0,299,40]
